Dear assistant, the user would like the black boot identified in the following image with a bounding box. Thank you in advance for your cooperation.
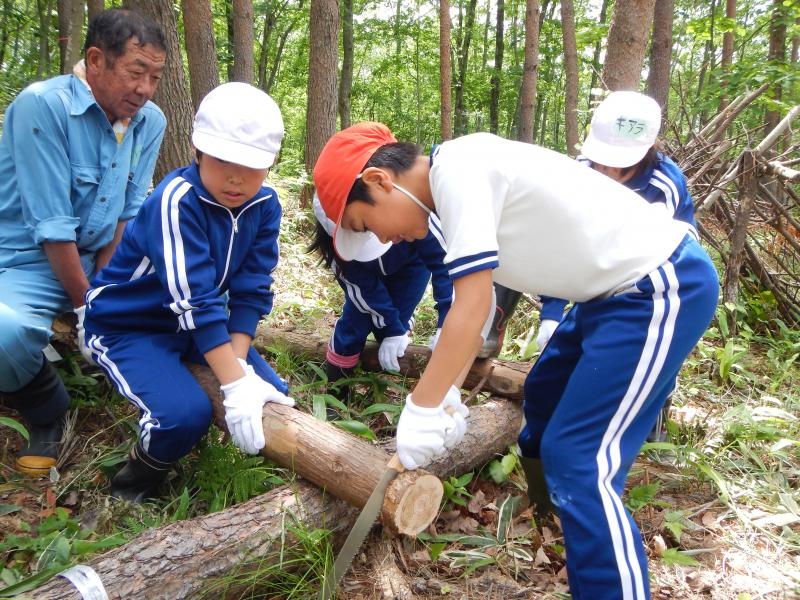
[0,359,69,476]
[519,455,555,521]
[478,284,522,358]
[110,444,171,503]
[324,361,355,415]
[647,396,673,443]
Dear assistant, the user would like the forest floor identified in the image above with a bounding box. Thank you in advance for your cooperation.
[1,186,800,599]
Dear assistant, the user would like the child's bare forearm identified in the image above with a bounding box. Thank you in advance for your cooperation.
[412,269,492,407]
[230,332,253,359]
[204,342,246,386]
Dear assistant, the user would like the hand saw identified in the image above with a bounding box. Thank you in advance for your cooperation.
[318,453,405,600]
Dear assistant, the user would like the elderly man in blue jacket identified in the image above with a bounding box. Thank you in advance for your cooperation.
[0,8,167,476]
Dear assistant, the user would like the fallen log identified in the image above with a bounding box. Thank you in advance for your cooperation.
[30,398,522,599]
[254,326,530,401]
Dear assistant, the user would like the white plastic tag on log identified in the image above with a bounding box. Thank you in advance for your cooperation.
[58,564,109,600]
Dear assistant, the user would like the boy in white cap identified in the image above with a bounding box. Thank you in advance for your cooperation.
[313,121,718,600]
[82,82,293,502]
[538,91,699,441]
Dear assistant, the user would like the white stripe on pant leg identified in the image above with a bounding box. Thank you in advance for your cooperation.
[594,267,675,600]
[90,336,158,452]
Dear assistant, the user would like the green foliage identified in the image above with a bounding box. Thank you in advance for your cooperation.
[625,482,666,512]
[442,471,474,508]
[487,449,519,485]
[0,416,28,442]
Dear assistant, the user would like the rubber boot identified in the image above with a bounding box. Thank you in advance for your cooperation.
[110,444,172,503]
[519,455,555,521]
[324,361,355,419]
[478,284,522,358]
[647,396,673,443]
[0,359,69,476]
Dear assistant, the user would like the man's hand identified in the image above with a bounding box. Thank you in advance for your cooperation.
[378,333,411,372]
[536,319,560,351]
[396,393,466,470]
[74,306,97,366]
[221,370,294,455]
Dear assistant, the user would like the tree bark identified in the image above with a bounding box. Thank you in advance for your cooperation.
[181,0,219,110]
[64,0,84,73]
[764,0,787,137]
[339,0,354,128]
[31,397,522,598]
[587,0,610,126]
[561,0,579,155]
[645,0,673,121]
[86,0,103,20]
[454,0,478,135]
[439,0,453,140]
[57,0,70,73]
[718,0,736,111]
[123,0,194,182]
[515,0,540,142]
[36,0,54,79]
[722,150,756,315]
[489,0,504,134]
[303,0,339,207]
[253,327,530,401]
[231,0,254,83]
[601,0,656,91]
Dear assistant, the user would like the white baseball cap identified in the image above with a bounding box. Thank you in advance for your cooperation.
[312,192,391,262]
[581,91,661,168]
[192,82,284,170]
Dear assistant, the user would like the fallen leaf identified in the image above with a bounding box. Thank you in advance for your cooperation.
[62,490,79,507]
[534,547,551,566]
[467,489,486,514]
[44,487,56,508]
[700,511,718,528]
[652,534,667,556]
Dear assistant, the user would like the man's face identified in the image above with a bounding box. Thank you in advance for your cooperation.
[86,38,166,123]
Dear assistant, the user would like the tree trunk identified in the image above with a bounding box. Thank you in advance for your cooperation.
[30,395,522,598]
[694,0,717,128]
[253,327,530,401]
[516,0,540,142]
[256,7,275,89]
[764,0,787,137]
[64,0,84,73]
[303,0,339,207]
[587,0,610,125]
[339,0,354,128]
[57,0,70,73]
[124,0,193,182]
[181,0,219,110]
[718,0,736,111]
[645,0,672,123]
[454,0,478,135]
[0,0,11,69]
[488,0,504,134]
[561,0,578,155]
[231,0,254,83]
[36,0,53,79]
[722,150,756,317]
[86,0,103,20]
[601,0,656,91]
[440,0,453,140]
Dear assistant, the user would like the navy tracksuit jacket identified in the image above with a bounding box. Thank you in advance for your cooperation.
[326,215,453,368]
[83,162,286,463]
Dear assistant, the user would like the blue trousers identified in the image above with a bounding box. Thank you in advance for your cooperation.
[0,256,94,392]
[518,236,719,600]
[330,261,430,359]
[85,330,288,463]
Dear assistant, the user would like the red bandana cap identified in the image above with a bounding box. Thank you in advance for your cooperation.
[313,122,397,260]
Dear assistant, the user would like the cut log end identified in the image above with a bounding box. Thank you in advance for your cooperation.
[381,471,443,537]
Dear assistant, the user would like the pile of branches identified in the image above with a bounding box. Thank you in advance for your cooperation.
[670,85,800,327]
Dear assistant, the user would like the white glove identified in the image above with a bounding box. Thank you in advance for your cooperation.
[427,328,442,351]
[536,319,560,350]
[440,385,469,444]
[237,358,295,408]
[221,370,294,455]
[378,333,411,372]
[74,305,97,365]
[396,394,462,470]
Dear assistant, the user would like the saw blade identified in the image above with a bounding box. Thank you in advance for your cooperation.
[318,455,404,600]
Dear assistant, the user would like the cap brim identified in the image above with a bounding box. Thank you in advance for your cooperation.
[192,130,276,169]
[333,225,392,262]
[580,134,649,169]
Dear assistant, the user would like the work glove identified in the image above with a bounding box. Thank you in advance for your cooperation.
[74,305,97,366]
[440,385,469,444]
[536,319,560,351]
[221,369,294,455]
[427,328,442,351]
[396,393,464,470]
[378,333,411,372]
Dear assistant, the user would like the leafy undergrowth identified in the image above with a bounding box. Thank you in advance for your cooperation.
[2,188,800,599]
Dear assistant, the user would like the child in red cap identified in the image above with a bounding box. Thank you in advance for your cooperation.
[313,121,718,600]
